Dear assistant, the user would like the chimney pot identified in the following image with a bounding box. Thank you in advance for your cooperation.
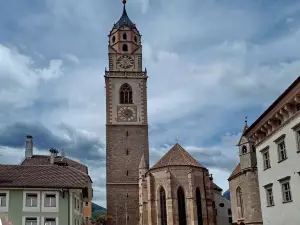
[25,135,33,158]
[49,148,59,164]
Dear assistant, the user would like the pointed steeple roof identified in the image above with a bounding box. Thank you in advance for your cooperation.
[113,0,137,30]
[150,143,205,170]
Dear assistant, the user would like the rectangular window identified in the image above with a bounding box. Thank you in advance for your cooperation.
[0,193,6,207]
[25,218,37,225]
[228,217,232,223]
[281,180,292,202]
[74,219,76,225]
[263,151,271,169]
[228,208,232,215]
[26,194,38,207]
[295,130,300,152]
[85,202,89,207]
[44,194,56,207]
[265,186,274,206]
[44,218,56,225]
[77,199,79,210]
[277,140,287,162]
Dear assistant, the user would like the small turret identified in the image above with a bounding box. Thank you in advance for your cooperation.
[238,117,257,171]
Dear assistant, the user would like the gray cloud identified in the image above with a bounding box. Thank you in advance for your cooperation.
[0,0,300,206]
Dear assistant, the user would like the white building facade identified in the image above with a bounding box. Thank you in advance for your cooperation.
[243,76,300,224]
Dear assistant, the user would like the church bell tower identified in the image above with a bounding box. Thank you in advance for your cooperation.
[105,1,149,225]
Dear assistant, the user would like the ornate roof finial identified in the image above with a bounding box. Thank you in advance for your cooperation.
[122,0,126,4]
[243,116,249,133]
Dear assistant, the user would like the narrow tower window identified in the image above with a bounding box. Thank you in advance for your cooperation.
[122,44,128,52]
[160,187,167,225]
[112,36,116,43]
[120,83,133,104]
[126,170,129,176]
[236,187,244,218]
[134,36,137,43]
[196,187,203,225]
[126,131,129,136]
[123,33,127,40]
[242,146,247,154]
[177,187,187,225]
[126,149,129,155]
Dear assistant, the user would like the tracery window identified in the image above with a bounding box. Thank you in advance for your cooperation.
[177,187,187,225]
[242,146,247,154]
[236,187,244,218]
[120,83,133,104]
[196,187,203,225]
[159,187,167,225]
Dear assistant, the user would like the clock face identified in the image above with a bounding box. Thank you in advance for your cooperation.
[117,106,137,122]
[116,55,134,69]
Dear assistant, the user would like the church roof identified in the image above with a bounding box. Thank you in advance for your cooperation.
[113,4,136,30]
[150,143,205,170]
[228,163,241,181]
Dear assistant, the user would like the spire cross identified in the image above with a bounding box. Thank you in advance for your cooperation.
[175,137,179,143]
[245,116,248,126]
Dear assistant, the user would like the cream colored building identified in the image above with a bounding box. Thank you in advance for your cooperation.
[243,76,300,224]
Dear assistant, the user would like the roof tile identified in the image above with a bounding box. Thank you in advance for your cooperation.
[150,143,205,170]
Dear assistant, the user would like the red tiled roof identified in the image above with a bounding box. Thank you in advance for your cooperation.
[150,143,205,170]
[228,163,241,181]
[0,164,91,189]
[21,155,88,174]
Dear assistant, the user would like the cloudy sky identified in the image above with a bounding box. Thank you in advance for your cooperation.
[0,0,300,207]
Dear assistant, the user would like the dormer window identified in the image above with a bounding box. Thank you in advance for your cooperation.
[122,44,128,52]
[123,33,127,40]
[242,146,247,154]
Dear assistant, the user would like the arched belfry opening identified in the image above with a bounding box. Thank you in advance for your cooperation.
[120,83,133,104]
[177,187,187,225]
[196,187,203,225]
[159,187,167,225]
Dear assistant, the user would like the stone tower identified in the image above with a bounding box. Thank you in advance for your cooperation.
[105,1,149,225]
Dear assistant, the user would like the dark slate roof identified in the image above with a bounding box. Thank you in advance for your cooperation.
[113,5,136,30]
[150,143,205,170]
[0,165,91,189]
[212,183,223,192]
[223,189,230,200]
[21,155,88,174]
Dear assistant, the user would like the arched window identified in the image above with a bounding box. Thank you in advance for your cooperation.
[122,44,128,52]
[177,187,187,225]
[159,187,167,225]
[123,33,127,40]
[120,83,133,104]
[196,187,203,225]
[242,146,247,154]
[236,187,244,218]
[112,36,116,43]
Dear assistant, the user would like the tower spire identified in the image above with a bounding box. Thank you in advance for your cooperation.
[243,116,249,133]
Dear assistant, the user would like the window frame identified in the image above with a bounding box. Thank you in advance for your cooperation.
[42,191,59,212]
[22,217,40,225]
[260,146,271,170]
[279,178,292,203]
[42,217,58,225]
[264,184,274,207]
[0,191,9,212]
[23,191,40,212]
[291,123,300,153]
[274,135,287,162]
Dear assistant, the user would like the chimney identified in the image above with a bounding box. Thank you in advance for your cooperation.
[25,135,33,158]
[61,150,65,158]
[49,148,58,164]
